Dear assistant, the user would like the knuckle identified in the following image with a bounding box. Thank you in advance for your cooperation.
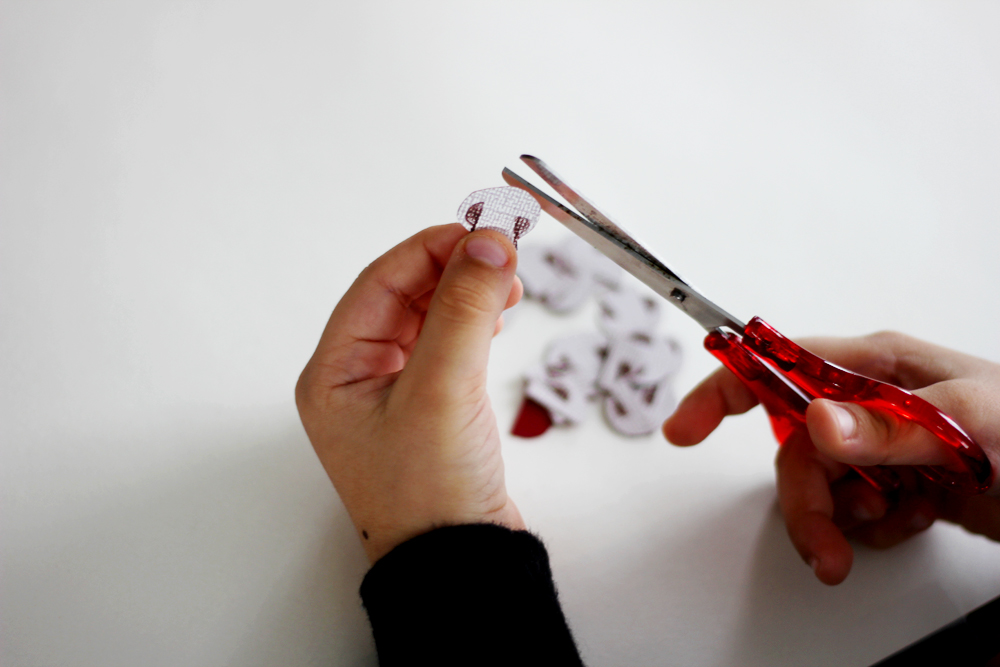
[434,277,497,323]
[926,379,979,421]
[295,364,326,413]
[356,257,382,283]
[859,408,897,461]
[865,330,926,359]
[866,330,909,350]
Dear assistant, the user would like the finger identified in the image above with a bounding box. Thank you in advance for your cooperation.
[830,475,889,531]
[397,229,517,398]
[662,366,759,446]
[937,494,1000,542]
[776,433,854,585]
[792,331,980,389]
[407,271,522,338]
[807,399,953,467]
[306,224,467,387]
[493,277,522,338]
[506,275,524,310]
[847,495,936,549]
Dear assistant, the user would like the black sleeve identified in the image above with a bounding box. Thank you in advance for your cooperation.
[359,523,585,667]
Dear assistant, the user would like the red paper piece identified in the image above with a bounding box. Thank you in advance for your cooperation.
[511,397,553,438]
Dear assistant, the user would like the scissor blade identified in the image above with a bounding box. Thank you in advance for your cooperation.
[520,155,643,252]
[502,167,745,333]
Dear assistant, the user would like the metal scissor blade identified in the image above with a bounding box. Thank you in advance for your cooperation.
[503,167,745,333]
[520,155,643,252]
[520,156,697,286]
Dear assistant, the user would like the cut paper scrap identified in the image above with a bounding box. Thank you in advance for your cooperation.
[597,334,682,393]
[511,397,553,438]
[457,186,541,247]
[513,332,682,438]
[603,379,678,437]
[518,235,622,313]
[597,286,661,338]
[509,247,684,438]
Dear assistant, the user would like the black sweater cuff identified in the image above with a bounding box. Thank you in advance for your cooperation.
[360,523,584,666]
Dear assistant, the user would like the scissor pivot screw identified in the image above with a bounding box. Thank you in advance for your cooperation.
[670,288,687,302]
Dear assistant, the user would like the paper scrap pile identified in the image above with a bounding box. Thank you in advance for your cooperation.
[512,236,683,438]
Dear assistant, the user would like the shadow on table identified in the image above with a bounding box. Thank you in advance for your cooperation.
[720,500,959,667]
[559,483,958,667]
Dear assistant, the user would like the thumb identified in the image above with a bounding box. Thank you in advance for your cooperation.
[806,398,953,467]
[398,229,516,398]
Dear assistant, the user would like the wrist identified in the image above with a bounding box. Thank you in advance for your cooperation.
[355,499,526,564]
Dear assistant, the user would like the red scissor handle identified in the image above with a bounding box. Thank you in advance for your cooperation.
[704,317,992,495]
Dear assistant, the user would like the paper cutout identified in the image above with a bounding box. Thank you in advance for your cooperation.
[510,237,684,438]
[597,286,661,338]
[511,397,553,437]
[544,333,608,389]
[515,329,682,438]
[603,379,678,437]
[517,235,622,313]
[598,333,682,436]
[457,187,541,247]
[596,334,681,392]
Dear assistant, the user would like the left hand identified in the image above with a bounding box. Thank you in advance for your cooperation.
[296,223,526,563]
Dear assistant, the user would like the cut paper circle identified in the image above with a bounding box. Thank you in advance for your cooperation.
[524,372,589,425]
[603,380,678,437]
[597,286,661,338]
[544,332,608,389]
[457,186,541,247]
[508,233,683,439]
[597,335,682,394]
[517,235,623,314]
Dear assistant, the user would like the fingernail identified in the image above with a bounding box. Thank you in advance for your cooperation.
[831,404,856,440]
[808,556,821,575]
[465,236,509,268]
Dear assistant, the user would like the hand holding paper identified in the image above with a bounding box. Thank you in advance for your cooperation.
[296,224,525,563]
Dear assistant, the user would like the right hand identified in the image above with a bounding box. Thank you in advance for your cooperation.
[664,331,1000,585]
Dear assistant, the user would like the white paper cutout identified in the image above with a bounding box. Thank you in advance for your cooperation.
[518,245,592,313]
[513,234,684,438]
[524,372,590,425]
[516,235,623,313]
[457,187,541,247]
[522,333,607,426]
[544,332,608,389]
[597,334,682,436]
[597,335,682,392]
[603,380,678,437]
[597,286,661,338]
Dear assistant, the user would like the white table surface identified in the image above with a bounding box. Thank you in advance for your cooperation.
[3,2,999,665]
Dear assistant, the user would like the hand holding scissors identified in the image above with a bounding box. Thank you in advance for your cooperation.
[504,156,995,581]
[666,331,1000,583]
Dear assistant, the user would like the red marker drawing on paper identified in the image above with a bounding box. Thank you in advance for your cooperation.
[457,187,541,247]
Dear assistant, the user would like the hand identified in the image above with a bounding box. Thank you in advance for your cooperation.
[663,331,1000,585]
[296,224,525,563]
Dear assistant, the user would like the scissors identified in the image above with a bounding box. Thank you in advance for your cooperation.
[503,155,992,495]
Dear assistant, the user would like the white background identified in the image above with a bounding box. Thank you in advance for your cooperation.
[3,2,999,665]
